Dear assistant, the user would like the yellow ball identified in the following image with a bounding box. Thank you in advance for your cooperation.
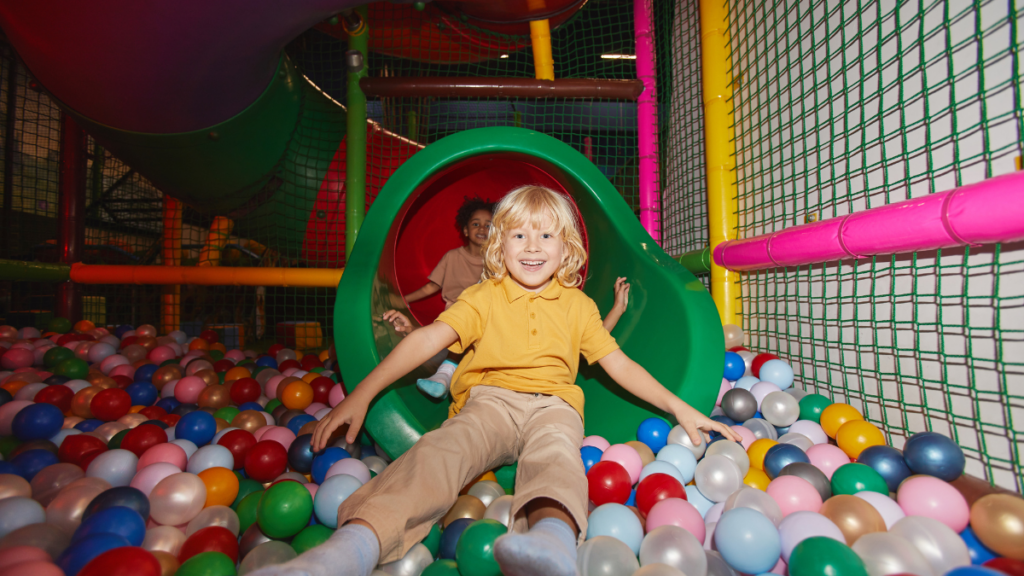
[836,420,886,458]
[746,438,779,471]
[743,468,771,491]
[820,403,863,438]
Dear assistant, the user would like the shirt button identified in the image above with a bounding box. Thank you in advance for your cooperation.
[530,313,536,319]
[532,329,537,335]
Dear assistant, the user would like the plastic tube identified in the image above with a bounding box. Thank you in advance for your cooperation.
[346,5,369,260]
[0,259,70,282]
[69,264,343,287]
[162,196,183,333]
[713,171,1024,271]
[635,0,661,245]
[529,20,554,81]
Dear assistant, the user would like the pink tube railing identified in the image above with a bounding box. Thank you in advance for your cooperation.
[713,171,1024,271]
[635,0,660,244]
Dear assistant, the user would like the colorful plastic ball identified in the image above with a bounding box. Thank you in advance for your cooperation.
[11,448,59,481]
[56,358,89,380]
[90,389,132,422]
[217,429,257,470]
[834,420,886,459]
[806,443,850,479]
[750,353,780,378]
[819,403,863,438]
[0,496,45,539]
[855,445,911,492]
[149,472,207,526]
[72,505,146,547]
[124,383,158,407]
[454,519,505,576]
[175,411,216,447]
[587,503,644,554]
[134,364,158,384]
[289,524,333,556]
[694,454,744,502]
[11,402,64,441]
[74,419,103,433]
[257,480,313,538]
[763,442,810,479]
[830,463,888,496]
[285,414,315,436]
[44,346,75,369]
[983,559,1024,576]
[225,378,258,405]
[154,397,180,414]
[76,546,162,576]
[255,356,277,369]
[714,507,781,573]
[946,568,1008,576]
[85,448,138,487]
[438,517,474,560]
[600,444,643,485]
[636,473,686,517]
[766,475,823,517]
[310,447,349,485]
[720,388,758,422]
[244,440,288,483]
[636,417,671,454]
[587,461,631,506]
[788,535,867,576]
[798,394,831,423]
[179,526,238,564]
[175,551,235,576]
[902,431,966,481]
[577,536,639,576]
[58,532,132,576]
[312,473,361,528]
[34,384,74,413]
[723,352,745,381]
[959,526,998,565]
[580,446,602,474]
[279,380,314,410]
[1,347,33,370]
[758,359,794,389]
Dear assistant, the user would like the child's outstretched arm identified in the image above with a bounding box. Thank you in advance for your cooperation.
[602,277,630,332]
[312,321,458,451]
[404,282,441,304]
[598,349,741,444]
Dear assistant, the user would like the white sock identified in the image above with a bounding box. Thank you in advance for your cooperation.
[494,518,579,576]
[247,524,380,576]
[416,359,457,399]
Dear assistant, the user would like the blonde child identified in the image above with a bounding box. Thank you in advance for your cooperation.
[257,186,738,576]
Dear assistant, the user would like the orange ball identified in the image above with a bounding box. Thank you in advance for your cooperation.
[209,342,227,354]
[301,372,319,384]
[836,420,886,458]
[197,466,239,508]
[820,403,864,438]
[224,366,252,383]
[129,406,146,414]
[318,350,330,362]
[71,386,100,419]
[188,338,210,351]
[746,438,779,471]
[744,467,771,491]
[1,379,28,395]
[280,380,314,410]
[74,320,96,332]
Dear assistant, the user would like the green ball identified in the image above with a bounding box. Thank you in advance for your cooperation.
[257,480,314,538]
[55,357,88,379]
[43,346,74,369]
[215,406,240,423]
[176,551,237,576]
[422,560,460,576]
[236,490,264,533]
[108,428,131,449]
[47,317,72,334]
[238,359,254,366]
[830,463,888,496]
[788,536,868,576]
[160,359,180,367]
[310,367,324,374]
[454,519,506,576]
[421,524,442,558]
[250,366,266,377]
[798,394,831,423]
[291,524,333,554]
[208,349,225,361]
[0,436,23,459]
[264,399,282,414]
[233,479,263,509]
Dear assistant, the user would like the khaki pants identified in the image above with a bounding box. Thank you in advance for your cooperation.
[337,385,588,563]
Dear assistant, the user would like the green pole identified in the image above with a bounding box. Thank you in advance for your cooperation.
[0,259,71,282]
[675,247,711,275]
[345,5,369,261]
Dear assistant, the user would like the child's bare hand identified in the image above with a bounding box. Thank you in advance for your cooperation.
[670,398,742,444]
[312,392,370,451]
[382,309,413,334]
[613,277,630,311]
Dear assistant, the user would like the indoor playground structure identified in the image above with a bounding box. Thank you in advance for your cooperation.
[0,0,1021,574]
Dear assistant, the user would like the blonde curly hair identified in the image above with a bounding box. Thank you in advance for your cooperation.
[481,185,587,288]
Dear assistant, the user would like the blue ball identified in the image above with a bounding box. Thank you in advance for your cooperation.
[587,503,644,554]
[171,403,199,417]
[902,431,965,481]
[360,444,376,458]
[73,506,146,547]
[287,414,316,436]
[580,446,603,474]
[125,382,158,407]
[133,364,158,383]
[857,445,911,492]
[758,359,794,389]
[174,410,217,446]
[313,474,362,528]
[82,486,151,523]
[58,532,131,576]
[945,568,1005,576]
[238,402,264,413]
[154,397,180,414]
[711,415,737,427]
[655,444,698,484]
[311,447,351,484]
[12,402,64,441]
[115,325,134,338]
[714,508,781,574]
[74,419,103,433]
[11,448,59,481]
[256,356,278,369]
[0,461,16,475]
[960,526,998,565]
[439,518,474,560]
[723,352,745,381]
[735,375,760,390]
[288,434,316,474]
[625,488,636,507]
[763,443,810,479]
[636,418,671,453]
[685,484,715,517]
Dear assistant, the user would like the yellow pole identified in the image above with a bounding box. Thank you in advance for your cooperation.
[161,196,182,333]
[700,0,739,326]
[197,216,234,266]
[529,20,554,81]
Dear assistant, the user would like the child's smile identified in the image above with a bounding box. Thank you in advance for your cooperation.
[464,209,492,249]
[503,212,564,293]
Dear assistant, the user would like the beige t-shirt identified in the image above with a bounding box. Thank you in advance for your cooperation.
[427,247,484,308]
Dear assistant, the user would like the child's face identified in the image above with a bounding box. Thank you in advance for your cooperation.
[502,211,564,293]
[464,209,492,249]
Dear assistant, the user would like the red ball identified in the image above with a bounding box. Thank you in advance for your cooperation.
[120,336,138,348]
[300,355,323,371]
[244,440,288,482]
[58,434,107,467]
[635,473,686,517]
[178,526,239,564]
[112,375,133,389]
[309,377,333,405]
[35,384,74,413]
[120,424,169,457]
[159,414,181,427]
[218,429,257,469]
[199,330,220,344]
[90,388,133,421]
[751,353,780,378]
[78,546,161,576]
[587,461,632,506]
[139,406,167,420]
[728,346,749,352]
[267,344,285,357]
[985,558,1024,576]
[212,359,235,373]
[277,359,300,372]
[229,378,261,405]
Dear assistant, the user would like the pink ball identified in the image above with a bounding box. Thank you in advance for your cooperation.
[130,461,181,496]
[766,475,823,516]
[0,400,33,436]
[788,420,828,444]
[896,475,969,532]
[1,348,33,370]
[149,345,176,364]
[805,444,849,479]
[581,435,610,451]
[716,378,732,406]
[138,443,188,471]
[173,376,206,404]
[264,375,286,399]
[261,426,297,450]
[224,350,245,363]
[74,342,96,361]
[304,402,327,416]
[600,444,643,485]
[0,546,51,570]
[99,354,130,375]
[18,327,41,339]
[749,382,783,409]
[253,426,273,441]
[304,483,318,500]
[87,342,117,364]
[730,425,756,449]
[328,385,346,407]
[281,368,299,377]
[324,458,371,484]
[161,380,178,398]
[109,364,136,380]
[854,491,905,529]
[704,502,724,524]
[3,560,63,576]
[645,497,705,542]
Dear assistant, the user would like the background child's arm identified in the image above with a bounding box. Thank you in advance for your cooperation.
[383,309,414,335]
[598,349,741,444]
[404,281,441,303]
[602,277,630,332]
[312,321,458,450]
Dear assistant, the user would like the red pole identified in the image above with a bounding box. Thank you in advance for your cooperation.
[56,113,87,322]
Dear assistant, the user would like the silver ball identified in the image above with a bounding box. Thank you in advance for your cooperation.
[760,391,800,427]
[667,425,707,459]
[720,388,757,422]
[639,525,708,576]
[742,418,777,441]
[379,543,433,576]
[705,439,750,476]
[778,462,831,501]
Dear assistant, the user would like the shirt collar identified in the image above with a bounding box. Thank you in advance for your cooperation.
[501,275,563,302]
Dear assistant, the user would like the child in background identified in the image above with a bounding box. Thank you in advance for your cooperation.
[255,185,738,576]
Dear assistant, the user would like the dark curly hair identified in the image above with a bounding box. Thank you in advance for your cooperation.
[455,196,495,233]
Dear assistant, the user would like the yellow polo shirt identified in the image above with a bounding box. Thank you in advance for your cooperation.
[435,275,620,421]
